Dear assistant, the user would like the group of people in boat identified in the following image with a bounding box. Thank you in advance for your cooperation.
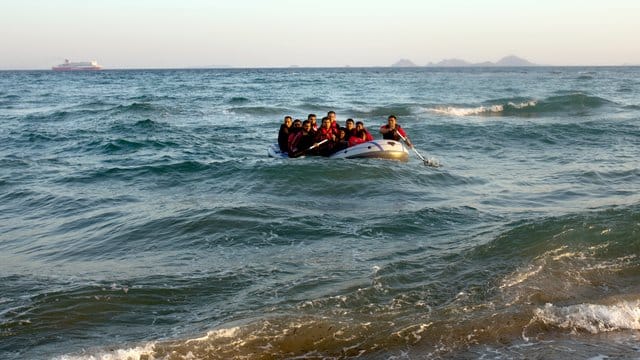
[278,111,413,158]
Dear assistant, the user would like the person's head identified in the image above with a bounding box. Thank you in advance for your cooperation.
[345,118,355,130]
[284,116,293,127]
[302,119,312,132]
[355,121,365,131]
[387,115,397,128]
[338,127,347,139]
[321,116,331,129]
[293,119,302,128]
[328,111,336,122]
[307,114,317,124]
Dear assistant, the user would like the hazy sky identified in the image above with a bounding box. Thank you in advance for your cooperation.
[2,0,639,69]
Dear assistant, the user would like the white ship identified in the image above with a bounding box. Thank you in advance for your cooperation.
[52,59,103,71]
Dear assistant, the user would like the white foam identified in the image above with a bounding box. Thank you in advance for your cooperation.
[533,301,640,334]
[429,105,505,116]
[426,101,537,116]
[499,264,544,289]
[54,342,157,360]
[187,326,241,343]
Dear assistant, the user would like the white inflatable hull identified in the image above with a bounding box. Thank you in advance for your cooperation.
[267,144,291,159]
[329,140,409,161]
[267,140,409,162]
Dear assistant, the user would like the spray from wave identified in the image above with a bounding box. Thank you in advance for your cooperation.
[428,101,537,116]
[531,300,640,335]
[426,93,613,117]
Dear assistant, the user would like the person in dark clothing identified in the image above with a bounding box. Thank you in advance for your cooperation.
[332,127,349,153]
[289,120,320,158]
[345,118,356,141]
[379,115,412,147]
[308,113,318,132]
[278,116,293,152]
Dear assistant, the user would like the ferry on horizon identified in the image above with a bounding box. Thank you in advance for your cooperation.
[52,59,103,71]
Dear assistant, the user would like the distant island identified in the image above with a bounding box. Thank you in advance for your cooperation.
[391,55,537,67]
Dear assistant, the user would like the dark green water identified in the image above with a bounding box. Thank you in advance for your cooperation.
[1,67,639,359]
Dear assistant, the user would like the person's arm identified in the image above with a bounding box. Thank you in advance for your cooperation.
[396,126,413,147]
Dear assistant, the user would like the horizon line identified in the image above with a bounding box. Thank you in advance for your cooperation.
[2,64,640,71]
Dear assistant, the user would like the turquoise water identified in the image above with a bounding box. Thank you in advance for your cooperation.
[1,67,639,359]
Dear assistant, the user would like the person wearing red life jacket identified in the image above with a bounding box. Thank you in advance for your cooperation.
[287,119,303,153]
[315,116,338,156]
[379,115,412,147]
[289,120,318,158]
[327,110,339,130]
[357,121,374,141]
[348,121,374,147]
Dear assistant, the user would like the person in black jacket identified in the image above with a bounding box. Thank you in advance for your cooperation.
[278,116,293,152]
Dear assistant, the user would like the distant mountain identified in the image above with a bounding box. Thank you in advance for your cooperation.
[494,55,537,66]
[427,58,472,67]
[391,59,417,67]
[420,55,538,67]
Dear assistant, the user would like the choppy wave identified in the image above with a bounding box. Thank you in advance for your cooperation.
[96,138,179,154]
[427,93,613,117]
[2,67,640,360]
[350,104,418,118]
[110,118,169,132]
[45,204,640,359]
[112,102,156,114]
[227,96,251,104]
[532,301,640,334]
[226,106,291,115]
[428,100,538,116]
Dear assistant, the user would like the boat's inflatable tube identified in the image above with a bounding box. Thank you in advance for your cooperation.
[329,140,409,161]
[268,140,409,162]
[267,144,291,158]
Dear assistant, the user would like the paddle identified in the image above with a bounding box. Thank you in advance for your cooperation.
[395,131,439,167]
[307,139,328,151]
[290,139,328,158]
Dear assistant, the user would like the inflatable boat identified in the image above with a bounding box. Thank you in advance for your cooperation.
[267,139,409,162]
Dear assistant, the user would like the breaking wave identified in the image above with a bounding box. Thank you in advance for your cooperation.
[428,93,613,117]
[531,301,640,334]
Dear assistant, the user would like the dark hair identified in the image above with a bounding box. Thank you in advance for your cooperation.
[356,121,364,126]
[346,118,354,124]
[293,119,302,125]
[302,120,311,126]
[388,115,397,120]
[285,115,293,121]
[321,116,329,122]
[328,111,336,116]
[307,114,316,120]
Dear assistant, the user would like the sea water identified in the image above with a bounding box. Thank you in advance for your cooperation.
[1,67,639,359]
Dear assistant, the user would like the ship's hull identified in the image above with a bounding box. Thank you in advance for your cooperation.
[52,66,103,71]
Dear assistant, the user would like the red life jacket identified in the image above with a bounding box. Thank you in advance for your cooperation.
[348,136,365,147]
[288,129,302,153]
[316,126,337,143]
[363,129,373,142]
[380,124,407,141]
